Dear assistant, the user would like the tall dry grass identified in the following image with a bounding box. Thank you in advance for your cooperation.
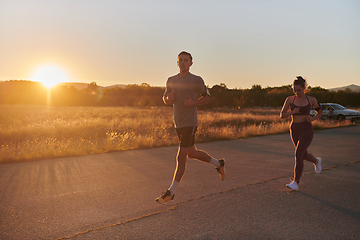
[0,105,355,163]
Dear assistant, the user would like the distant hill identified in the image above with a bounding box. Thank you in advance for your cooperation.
[328,84,360,92]
[101,84,126,89]
[59,82,126,90]
[58,82,89,90]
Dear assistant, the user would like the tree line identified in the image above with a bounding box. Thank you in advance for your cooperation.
[1,80,359,108]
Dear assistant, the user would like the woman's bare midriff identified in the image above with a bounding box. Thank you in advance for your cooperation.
[292,115,309,123]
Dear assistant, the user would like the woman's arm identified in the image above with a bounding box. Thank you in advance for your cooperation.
[280,96,299,119]
[307,97,323,122]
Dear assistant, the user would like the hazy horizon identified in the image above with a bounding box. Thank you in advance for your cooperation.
[1,79,359,91]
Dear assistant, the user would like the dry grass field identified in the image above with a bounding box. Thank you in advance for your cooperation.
[0,105,355,163]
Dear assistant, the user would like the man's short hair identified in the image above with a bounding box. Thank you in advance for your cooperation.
[178,51,192,62]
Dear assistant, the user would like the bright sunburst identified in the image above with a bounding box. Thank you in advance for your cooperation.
[32,65,69,88]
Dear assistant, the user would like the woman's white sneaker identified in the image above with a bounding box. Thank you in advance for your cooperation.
[286,181,298,191]
[314,157,322,174]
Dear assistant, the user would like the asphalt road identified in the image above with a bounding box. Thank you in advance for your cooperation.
[1,126,359,239]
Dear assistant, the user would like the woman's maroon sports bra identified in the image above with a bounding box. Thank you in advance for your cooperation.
[291,96,311,115]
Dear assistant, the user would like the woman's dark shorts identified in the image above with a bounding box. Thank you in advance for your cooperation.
[176,126,197,148]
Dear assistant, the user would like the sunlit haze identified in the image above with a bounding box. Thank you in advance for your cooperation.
[0,0,359,89]
[32,65,69,88]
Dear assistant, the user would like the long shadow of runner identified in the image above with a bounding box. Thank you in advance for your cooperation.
[298,192,360,221]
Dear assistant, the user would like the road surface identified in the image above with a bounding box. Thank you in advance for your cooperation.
[1,126,359,239]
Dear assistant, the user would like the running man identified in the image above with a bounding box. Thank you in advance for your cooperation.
[156,51,226,204]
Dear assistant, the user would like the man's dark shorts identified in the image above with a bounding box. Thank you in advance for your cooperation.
[176,126,197,148]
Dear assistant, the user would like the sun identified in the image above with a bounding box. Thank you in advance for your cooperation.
[32,65,69,88]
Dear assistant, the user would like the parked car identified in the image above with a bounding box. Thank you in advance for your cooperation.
[310,103,360,122]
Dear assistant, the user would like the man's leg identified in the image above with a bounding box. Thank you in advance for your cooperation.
[156,146,189,204]
[167,146,190,196]
[156,127,192,205]
[156,127,225,204]
[167,145,226,199]
[174,146,190,182]
[188,145,226,181]
[187,145,211,163]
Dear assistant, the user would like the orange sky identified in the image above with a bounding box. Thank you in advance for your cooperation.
[1,0,359,89]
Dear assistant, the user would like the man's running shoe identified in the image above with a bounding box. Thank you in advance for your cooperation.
[286,180,298,191]
[216,158,226,181]
[155,190,174,205]
[314,157,322,174]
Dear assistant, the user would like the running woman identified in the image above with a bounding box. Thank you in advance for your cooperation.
[156,51,226,204]
[280,76,323,191]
